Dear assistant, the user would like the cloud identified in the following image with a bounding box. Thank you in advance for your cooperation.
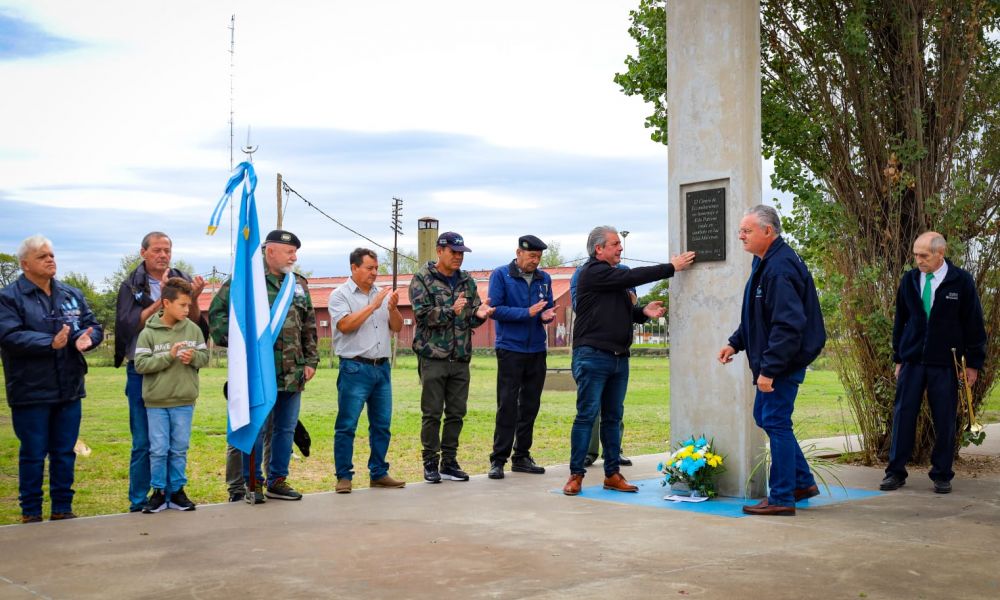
[0,127,670,285]
[0,10,80,60]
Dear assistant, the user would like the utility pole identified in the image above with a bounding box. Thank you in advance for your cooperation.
[276,173,283,229]
[390,197,403,291]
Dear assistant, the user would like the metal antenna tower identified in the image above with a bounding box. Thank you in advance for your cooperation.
[228,14,236,267]
[390,197,404,290]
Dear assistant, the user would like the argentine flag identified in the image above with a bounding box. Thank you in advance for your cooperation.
[208,162,293,453]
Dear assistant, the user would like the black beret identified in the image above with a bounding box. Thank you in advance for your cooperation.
[518,235,547,251]
[264,230,301,249]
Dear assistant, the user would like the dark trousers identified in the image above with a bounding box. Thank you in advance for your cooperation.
[11,400,81,517]
[490,349,546,464]
[886,363,958,482]
[419,356,470,465]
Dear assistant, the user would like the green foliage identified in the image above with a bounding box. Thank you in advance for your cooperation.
[379,249,420,275]
[0,252,20,287]
[613,0,669,145]
[618,0,1000,462]
[102,252,141,293]
[61,272,116,332]
[539,240,566,268]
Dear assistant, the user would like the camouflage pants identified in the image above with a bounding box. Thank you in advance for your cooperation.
[418,357,470,465]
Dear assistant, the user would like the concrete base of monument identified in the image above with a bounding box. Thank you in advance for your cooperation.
[1,449,997,599]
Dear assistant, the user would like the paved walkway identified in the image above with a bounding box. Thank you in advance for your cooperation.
[2,434,998,600]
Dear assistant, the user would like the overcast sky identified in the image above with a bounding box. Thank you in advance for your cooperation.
[0,0,781,286]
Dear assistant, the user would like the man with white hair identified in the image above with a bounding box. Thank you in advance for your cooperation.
[718,205,826,516]
[209,229,319,504]
[0,235,103,523]
[880,231,986,494]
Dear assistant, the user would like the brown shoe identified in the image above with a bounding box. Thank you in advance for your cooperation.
[335,478,352,494]
[603,472,638,493]
[794,485,820,502]
[742,499,795,516]
[49,512,77,521]
[21,514,43,524]
[563,473,584,496]
[371,475,406,489]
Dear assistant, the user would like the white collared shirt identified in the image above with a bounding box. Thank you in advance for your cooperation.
[919,260,948,308]
[329,279,391,360]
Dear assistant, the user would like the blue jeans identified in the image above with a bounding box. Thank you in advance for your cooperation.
[569,346,629,476]
[146,405,194,494]
[11,400,81,517]
[753,369,815,507]
[126,361,168,509]
[243,391,301,484]
[334,359,393,481]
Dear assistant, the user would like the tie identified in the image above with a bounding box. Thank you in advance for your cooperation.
[922,272,935,318]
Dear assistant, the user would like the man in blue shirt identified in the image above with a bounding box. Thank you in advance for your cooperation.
[487,235,555,479]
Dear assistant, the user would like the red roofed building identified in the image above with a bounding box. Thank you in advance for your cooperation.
[198,266,579,350]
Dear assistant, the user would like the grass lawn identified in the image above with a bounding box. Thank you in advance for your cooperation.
[1,355,997,524]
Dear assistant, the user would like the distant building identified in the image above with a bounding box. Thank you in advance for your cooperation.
[198,266,579,350]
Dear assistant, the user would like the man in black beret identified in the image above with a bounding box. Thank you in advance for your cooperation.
[210,229,319,504]
[485,235,556,479]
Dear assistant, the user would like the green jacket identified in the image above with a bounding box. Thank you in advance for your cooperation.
[133,314,209,408]
[409,261,487,360]
[208,271,319,392]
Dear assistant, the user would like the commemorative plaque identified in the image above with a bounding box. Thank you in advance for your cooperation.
[685,187,726,262]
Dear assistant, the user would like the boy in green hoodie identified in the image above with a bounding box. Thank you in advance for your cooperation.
[134,278,209,513]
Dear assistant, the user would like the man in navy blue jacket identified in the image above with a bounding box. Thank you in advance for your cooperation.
[719,206,826,516]
[487,235,555,479]
[0,235,103,523]
[881,232,987,494]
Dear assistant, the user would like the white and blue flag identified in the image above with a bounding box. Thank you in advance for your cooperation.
[208,162,294,453]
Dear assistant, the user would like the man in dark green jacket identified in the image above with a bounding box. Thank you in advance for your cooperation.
[410,231,493,483]
[209,230,319,503]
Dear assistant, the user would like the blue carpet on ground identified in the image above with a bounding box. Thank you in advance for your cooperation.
[553,478,882,518]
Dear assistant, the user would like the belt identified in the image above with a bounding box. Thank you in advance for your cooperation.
[425,356,471,363]
[341,356,389,366]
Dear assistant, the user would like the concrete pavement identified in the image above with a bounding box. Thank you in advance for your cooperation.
[1,448,998,600]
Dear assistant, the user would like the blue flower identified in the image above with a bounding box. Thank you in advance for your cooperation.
[696,436,708,448]
[656,462,664,471]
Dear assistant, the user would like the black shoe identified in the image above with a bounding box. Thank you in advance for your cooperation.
[265,477,303,500]
[440,461,470,481]
[933,480,952,494]
[245,483,267,504]
[143,489,168,513]
[168,487,196,511]
[129,503,146,513]
[228,492,245,503]
[619,455,633,467]
[424,461,442,484]
[583,456,597,467]
[880,474,906,491]
[488,462,505,479]
[511,457,545,474]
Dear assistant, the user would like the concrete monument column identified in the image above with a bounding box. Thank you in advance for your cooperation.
[666,0,764,497]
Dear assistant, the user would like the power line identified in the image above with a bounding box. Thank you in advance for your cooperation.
[282,182,419,264]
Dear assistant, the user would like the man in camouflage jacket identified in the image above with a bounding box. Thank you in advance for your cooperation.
[410,231,493,483]
[209,230,318,503]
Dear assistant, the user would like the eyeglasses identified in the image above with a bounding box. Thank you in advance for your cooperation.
[738,228,756,235]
